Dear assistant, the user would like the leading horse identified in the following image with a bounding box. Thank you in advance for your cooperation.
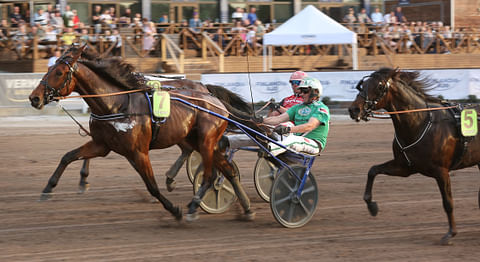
[348,67,480,245]
[29,45,255,221]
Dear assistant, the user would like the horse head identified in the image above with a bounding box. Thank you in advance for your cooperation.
[29,44,86,109]
[348,68,398,121]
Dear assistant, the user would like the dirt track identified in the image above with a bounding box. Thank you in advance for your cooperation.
[0,116,479,262]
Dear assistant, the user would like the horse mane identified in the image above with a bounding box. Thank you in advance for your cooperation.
[375,67,441,103]
[205,84,253,114]
[70,47,144,90]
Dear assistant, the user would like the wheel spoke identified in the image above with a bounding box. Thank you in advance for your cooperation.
[301,185,315,195]
[287,201,295,222]
[298,198,311,215]
[215,189,220,209]
[221,184,236,196]
[274,195,291,206]
[259,173,273,180]
[279,177,295,192]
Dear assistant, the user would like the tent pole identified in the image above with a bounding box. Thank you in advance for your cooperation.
[269,46,273,72]
[352,43,358,70]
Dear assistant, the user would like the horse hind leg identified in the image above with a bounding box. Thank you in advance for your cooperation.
[128,151,182,221]
[78,159,90,193]
[165,144,193,192]
[41,141,110,200]
[214,150,254,221]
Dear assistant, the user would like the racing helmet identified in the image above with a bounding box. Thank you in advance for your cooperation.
[289,71,308,81]
[298,76,323,97]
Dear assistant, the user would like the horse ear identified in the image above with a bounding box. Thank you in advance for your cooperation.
[71,44,86,62]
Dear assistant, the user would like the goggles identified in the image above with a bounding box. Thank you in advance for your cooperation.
[290,80,302,86]
[299,87,310,94]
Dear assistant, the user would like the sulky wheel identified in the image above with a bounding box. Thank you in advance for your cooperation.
[270,165,318,228]
[193,160,240,214]
[254,157,279,202]
[186,150,202,183]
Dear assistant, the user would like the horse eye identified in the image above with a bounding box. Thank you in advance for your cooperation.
[55,70,63,76]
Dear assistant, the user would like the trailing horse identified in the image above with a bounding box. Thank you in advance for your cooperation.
[29,45,256,221]
[348,67,480,245]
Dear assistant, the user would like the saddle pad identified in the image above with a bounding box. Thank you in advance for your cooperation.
[461,109,478,136]
[153,90,170,118]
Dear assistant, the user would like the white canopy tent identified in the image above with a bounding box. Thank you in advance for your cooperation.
[262,5,358,71]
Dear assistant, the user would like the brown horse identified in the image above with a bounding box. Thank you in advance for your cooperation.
[348,68,480,245]
[28,45,255,221]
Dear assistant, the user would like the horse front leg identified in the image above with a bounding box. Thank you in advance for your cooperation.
[434,170,457,245]
[165,144,193,192]
[78,159,90,193]
[41,140,110,200]
[128,151,182,221]
[364,159,412,216]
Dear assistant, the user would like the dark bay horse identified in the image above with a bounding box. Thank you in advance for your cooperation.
[29,45,255,221]
[348,68,480,245]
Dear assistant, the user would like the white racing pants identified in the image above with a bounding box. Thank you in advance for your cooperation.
[268,134,321,156]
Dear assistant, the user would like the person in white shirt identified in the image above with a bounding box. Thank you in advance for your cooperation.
[371,8,384,24]
[48,49,62,67]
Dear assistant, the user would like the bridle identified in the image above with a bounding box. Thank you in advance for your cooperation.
[355,73,391,119]
[40,56,78,103]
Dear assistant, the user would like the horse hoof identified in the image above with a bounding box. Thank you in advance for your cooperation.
[166,178,176,192]
[174,207,183,221]
[440,237,453,246]
[186,212,199,222]
[39,193,52,201]
[367,201,378,216]
[78,183,90,194]
[244,211,256,221]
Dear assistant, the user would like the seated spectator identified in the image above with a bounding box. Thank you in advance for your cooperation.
[12,24,29,58]
[343,8,357,29]
[394,6,407,24]
[189,12,202,33]
[48,48,62,67]
[158,14,169,24]
[10,6,24,28]
[50,10,64,33]
[255,20,265,36]
[370,8,384,25]
[61,27,77,48]
[0,19,10,40]
[357,8,371,24]
[247,7,258,25]
[232,7,245,23]
[119,8,132,26]
[34,8,49,26]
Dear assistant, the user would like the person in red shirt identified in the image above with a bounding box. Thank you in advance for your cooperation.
[268,71,307,116]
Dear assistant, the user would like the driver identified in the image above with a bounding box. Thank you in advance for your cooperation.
[261,76,330,156]
[268,71,308,116]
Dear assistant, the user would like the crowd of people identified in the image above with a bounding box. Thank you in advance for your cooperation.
[343,6,463,53]
[0,4,473,60]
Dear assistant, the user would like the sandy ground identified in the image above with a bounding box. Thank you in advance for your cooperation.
[0,115,479,262]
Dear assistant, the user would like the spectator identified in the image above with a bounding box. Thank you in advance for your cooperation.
[343,8,357,29]
[189,12,202,33]
[100,9,114,29]
[72,10,80,29]
[142,19,156,56]
[92,5,102,33]
[394,6,407,23]
[12,24,29,58]
[245,25,261,50]
[232,7,245,23]
[48,48,62,67]
[61,27,76,48]
[63,5,74,27]
[133,13,142,26]
[119,8,132,26]
[34,8,49,26]
[110,28,122,56]
[247,7,258,25]
[10,6,24,28]
[50,10,64,33]
[357,8,371,24]
[384,10,397,25]
[41,25,57,42]
[370,8,384,25]
[0,19,10,39]
[46,4,55,21]
[158,14,169,24]
[255,20,265,36]
[78,28,90,45]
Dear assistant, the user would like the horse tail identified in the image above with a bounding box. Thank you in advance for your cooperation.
[205,84,253,114]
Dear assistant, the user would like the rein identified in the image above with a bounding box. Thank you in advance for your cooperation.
[53,88,151,100]
[371,105,458,116]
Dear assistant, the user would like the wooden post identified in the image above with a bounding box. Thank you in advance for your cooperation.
[202,35,207,60]
[161,36,166,60]
[33,35,38,59]
[179,52,184,73]
[219,53,224,72]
